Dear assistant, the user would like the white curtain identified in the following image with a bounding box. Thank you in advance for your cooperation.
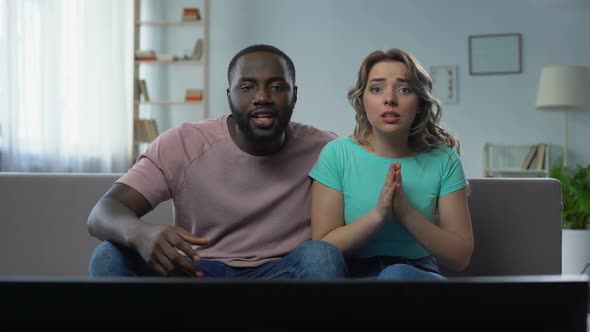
[0,0,133,173]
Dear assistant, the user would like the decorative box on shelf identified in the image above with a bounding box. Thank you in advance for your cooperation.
[483,143,552,178]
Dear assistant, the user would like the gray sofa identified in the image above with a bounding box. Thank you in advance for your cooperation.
[0,173,562,277]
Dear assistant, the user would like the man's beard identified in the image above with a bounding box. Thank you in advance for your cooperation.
[229,102,294,144]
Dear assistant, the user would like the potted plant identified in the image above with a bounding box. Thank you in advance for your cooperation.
[549,159,590,274]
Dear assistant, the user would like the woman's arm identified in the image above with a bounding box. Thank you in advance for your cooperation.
[311,163,400,256]
[397,186,474,272]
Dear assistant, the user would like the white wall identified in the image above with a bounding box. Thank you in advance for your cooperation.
[207,0,590,177]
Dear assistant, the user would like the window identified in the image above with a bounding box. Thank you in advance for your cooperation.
[0,0,133,172]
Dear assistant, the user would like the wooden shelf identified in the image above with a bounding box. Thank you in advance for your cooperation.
[483,143,551,178]
[136,100,201,105]
[135,60,201,65]
[484,168,549,177]
[136,20,202,27]
[484,168,548,174]
[131,0,210,167]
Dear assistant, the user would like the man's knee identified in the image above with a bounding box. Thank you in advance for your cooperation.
[88,241,136,277]
[295,240,348,278]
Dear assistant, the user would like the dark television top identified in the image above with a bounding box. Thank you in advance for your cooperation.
[0,275,587,331]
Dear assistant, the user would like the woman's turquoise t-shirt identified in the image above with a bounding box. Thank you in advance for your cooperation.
[309,136,467,259]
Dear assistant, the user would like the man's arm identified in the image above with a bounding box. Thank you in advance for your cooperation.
[87,183,153,247]
[87,183,208,276]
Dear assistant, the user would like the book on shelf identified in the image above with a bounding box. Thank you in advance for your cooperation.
[157,53,178,61]
[521,144,539,170]
[135,49,157,61]
[146,119,158,141]
[137,79,150,102]
[182,7,201,21]
[185,89,203,102]
[520,143,548,171]
[191,38,203,61]
[535,144,547,170]
[134,119,158,143]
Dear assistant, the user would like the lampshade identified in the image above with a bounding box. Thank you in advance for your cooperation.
[536,65,590,110]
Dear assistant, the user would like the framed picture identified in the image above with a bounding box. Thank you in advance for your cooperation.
[469,33,522,75]
[430,65,458,104]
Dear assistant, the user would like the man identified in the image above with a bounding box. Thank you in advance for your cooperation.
[87,44,347,279]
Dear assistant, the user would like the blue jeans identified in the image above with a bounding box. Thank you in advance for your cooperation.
[346,255,446,280]
[88,240,347,280]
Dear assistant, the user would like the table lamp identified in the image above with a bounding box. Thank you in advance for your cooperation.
[535,65,590,167]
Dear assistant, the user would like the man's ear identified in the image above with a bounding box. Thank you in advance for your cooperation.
[293,85,298,105]
[226,88,230,98]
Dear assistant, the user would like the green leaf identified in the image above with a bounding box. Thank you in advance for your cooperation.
[550,159,590,229]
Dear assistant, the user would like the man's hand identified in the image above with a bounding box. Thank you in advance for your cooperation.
[132,224,209,277]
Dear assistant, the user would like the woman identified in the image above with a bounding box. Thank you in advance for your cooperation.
[309,48,473,279]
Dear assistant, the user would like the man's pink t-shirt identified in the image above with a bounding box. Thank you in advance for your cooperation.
[117,114,337,267]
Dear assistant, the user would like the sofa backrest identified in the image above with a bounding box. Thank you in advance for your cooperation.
[442,177,562,277]
[0,173,172,277]
[0,174,562,277]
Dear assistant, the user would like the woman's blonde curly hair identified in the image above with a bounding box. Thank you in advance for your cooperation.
[347,48,460,154]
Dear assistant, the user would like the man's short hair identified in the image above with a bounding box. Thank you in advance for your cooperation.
[227,44,296,85]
